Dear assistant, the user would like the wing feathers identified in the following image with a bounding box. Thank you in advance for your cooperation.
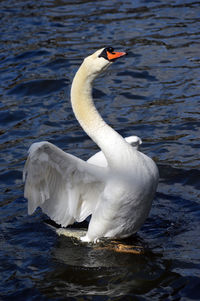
[24,141,106,226]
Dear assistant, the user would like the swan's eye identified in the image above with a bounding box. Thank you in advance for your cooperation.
[98,48,109,60]
[98,47,114,60]
[98,47,126,62]
[106,47,114,53]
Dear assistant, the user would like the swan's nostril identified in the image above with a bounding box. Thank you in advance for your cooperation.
[99,48,127,61]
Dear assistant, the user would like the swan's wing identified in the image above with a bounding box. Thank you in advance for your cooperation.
[87,136,142,167]
[23,141,106,227]
[125,135,142,147]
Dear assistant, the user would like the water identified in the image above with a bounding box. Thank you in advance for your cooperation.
[0,0,200,300]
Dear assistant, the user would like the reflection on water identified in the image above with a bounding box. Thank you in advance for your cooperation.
[0,0,200,299]
[41,238,178,298]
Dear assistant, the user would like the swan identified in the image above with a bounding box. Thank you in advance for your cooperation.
[23,47,159,243]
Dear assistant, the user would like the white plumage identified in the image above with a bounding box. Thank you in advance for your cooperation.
[24,47,159,243]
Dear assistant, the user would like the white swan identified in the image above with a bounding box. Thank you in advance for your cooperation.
[24,47,159,243]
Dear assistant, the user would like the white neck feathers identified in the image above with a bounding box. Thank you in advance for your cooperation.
[70,60,132,166]
[71,63,104,135]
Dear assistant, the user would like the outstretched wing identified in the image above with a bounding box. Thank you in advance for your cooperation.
[23,141,106,227]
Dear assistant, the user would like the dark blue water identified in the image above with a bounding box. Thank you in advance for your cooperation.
[0,0,200,300]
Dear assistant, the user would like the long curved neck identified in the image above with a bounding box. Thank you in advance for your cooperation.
[71,63,105,139]
[70,62,131,166]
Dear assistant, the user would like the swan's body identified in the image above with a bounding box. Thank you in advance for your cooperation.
[24,47,159,243]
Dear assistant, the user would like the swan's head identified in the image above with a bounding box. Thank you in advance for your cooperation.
[83,47,127,77]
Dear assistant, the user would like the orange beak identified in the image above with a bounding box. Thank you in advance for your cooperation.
[106,50,127,61]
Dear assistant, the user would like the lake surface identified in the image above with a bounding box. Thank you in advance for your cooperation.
[0,0,200,300]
